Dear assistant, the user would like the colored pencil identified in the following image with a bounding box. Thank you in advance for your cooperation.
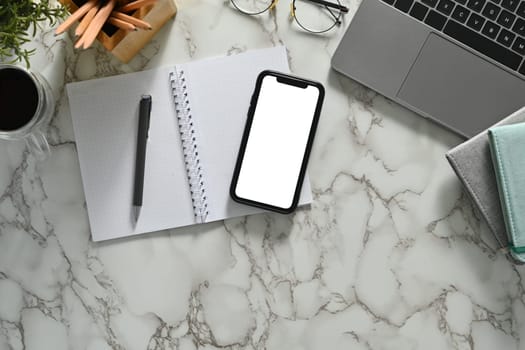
[55,0,98,35]
[119,0,157,12]
[108,16,138,31]
[75,6,99,37]
[82,0,117,49]
[111,11,152,30]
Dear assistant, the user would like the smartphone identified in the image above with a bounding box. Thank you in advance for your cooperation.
[230,70,325,214]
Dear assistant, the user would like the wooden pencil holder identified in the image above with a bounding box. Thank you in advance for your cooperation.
[59,0,177,63]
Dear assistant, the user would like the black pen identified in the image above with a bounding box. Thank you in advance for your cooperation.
[133,95,152,224]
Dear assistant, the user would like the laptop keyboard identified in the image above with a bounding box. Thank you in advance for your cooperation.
[381,0,525,76]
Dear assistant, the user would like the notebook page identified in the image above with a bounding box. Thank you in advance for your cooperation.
[67,67,195,241]
[180,46,313,222]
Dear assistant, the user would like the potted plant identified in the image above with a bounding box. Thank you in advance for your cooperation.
[0,0,66,67]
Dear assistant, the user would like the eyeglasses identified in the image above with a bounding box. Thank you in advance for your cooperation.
[230,0,349,34]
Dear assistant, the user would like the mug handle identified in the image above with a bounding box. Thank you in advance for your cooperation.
[25,130,51,160]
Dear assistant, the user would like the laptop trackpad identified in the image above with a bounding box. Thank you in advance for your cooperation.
[397,33,525,137]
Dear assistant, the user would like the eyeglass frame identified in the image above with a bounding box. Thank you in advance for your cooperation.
[230,0,349,33]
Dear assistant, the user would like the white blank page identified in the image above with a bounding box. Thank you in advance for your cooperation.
[68,67,194,241]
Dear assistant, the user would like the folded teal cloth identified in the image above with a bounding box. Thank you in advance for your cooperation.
[488,122,525,262]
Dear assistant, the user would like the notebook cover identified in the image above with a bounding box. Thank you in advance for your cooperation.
[445,106,525,252]
[488,123,525,262]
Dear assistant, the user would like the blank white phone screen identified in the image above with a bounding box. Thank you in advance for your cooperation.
[235,75,320,209]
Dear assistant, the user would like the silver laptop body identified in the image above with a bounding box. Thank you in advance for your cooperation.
[332,0,525,137]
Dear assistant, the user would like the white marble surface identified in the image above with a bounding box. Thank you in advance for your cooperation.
[1,0,525,349]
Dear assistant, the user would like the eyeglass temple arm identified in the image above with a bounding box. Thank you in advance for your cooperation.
[300,0,349,12]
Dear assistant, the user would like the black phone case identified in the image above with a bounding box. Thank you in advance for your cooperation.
[230,70,325,214]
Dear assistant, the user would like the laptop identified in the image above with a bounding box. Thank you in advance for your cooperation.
[331,0,525,137]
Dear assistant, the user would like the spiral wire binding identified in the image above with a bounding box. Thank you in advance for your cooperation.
[169,68,209,223]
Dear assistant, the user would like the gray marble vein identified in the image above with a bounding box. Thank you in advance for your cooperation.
[1,0,525,349]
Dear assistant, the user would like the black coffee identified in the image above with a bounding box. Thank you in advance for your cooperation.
[0,68,39,131]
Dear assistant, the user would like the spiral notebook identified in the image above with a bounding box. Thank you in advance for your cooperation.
[67,47,312,242]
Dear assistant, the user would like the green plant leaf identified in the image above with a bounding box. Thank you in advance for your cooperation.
[0,0,67,68]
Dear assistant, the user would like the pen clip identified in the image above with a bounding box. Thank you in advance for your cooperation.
[145,95,152,115]
[141,94,152,134]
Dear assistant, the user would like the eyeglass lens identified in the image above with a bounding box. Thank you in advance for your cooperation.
[293,0,343,33]
[230,0,274,15]
[230,0,345,33]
